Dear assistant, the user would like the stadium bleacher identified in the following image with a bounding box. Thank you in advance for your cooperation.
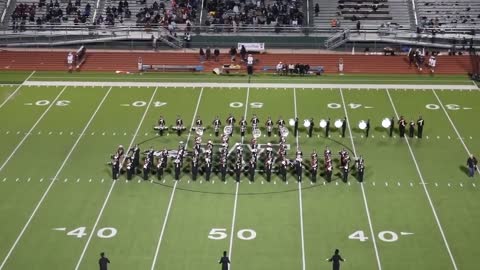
[202,0,304,30]
[10,0,94,30]
[313,0,411,30]
[98,0,197,27]
[416,0,480,30]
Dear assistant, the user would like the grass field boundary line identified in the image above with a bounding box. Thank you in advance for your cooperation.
[23,81,478,90]
[339,88,382,270]
[0,71,36,109]
[432,89,480,173]
[0,85,67,173]
[293,88,306,270]
[228,86,249,267]
[385,89,458,270]
[150,87,204,270]
[74,87,159,270]
[0,86,112,270]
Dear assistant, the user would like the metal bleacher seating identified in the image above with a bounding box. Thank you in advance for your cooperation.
[10,0,94,27]
[313,0,412,30]
[415,0,480,30]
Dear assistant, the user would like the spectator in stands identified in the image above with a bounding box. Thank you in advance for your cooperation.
[183,32,191,48]
[428,56,436,73]
[75,0,81,7]
[356,21,361,32]
[315,3,320,17]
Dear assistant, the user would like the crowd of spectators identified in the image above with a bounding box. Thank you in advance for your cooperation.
[275,61,311,75]
[98,0,198,27]
[204,0,304,31]
[11,0,91,31]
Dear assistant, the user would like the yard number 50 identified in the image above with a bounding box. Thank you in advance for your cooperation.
[208,228,256,240]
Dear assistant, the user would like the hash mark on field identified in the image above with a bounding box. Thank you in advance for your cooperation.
[59,132,63,135]
[70,132,74,135]
[40,178,43,182]
[470,136,473,139]
[460,183,463,187]
[102,132,105,136]
[77,178,80,182]
[437,136,440,139]
[138,179,141,183]
[348,182,351,186]
[113,132,116,136]
[89,178,92,182]
[397,182,400,186]
[385,182,388,186]
[124,132,127,136]
[48,131,52,135]
[435,183,438,187]
[372,182,375,186]
[38,131,41,135]
[6,131,9,134]
[64,178,68,182]
[2,178,6,182]
[336,182,338,186]
[448,136,451,140]
[27,178,30,182]
[448,183,451,187]
[16,131,20,135]
[91,132,95,135]
[410,182,413,187]
[473,183,476,187]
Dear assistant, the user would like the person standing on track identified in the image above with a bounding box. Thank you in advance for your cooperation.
[99,252,110,270]
[326,249,344,270]
[219,251,230,270]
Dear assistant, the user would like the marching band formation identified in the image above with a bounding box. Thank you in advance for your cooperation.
[109,114,375,182]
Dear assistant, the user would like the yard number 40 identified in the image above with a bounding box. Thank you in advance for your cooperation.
[349,230,399,242]
[208,228,256,240]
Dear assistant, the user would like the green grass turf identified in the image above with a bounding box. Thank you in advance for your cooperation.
[0,70,475,85]
[0,83,479,270]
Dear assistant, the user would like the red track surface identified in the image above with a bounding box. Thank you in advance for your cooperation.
[0,50,473,74]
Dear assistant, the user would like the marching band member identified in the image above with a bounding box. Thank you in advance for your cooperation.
[251,114,260,131]
[116,145,125,160]
[417,116,424,138]
[249,157,256,182]
[265,143,273,159]
[266,116,274,137]
[325,156,333,181]
[143,157,151,180]
[398,116,406,137]
[265,157,273,182]
[296,147,303,159]
[365,119,370,138]
[409,120,415,138]
[191,154,199,181]
[251,138,258,161]
[294,117,299,137]
[356,156,365,182]
[213,116,222,137]
[195,116,203,128]
[341,117,347,138]
[277,117,285,136]
[235,158,242,182]
[144,147,155,170]
[280,156,290,182]
[325,118,330,137]
[175,116,184,136]
[157,157,165,180]
[112,155,120,180]
[194,136,202,154]
[174,158,181,180]
[205,157,212,181]
[126,157,133,180]
[340,151,351,182]
[155,116,166,136]
[67,51,75,72]
[222,133,230,144]
[240,117,247,137]
[227,114,236,136]
[311,156,318,182]
[128,144,141,173]
[220,156,228,181]
[389,116,394,137]
[308,117,314,138]
[294,155,303,182]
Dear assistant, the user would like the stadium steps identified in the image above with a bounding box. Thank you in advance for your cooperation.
[0,50,473,74]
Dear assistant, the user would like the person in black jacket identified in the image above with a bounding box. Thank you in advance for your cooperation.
[219,251,230,270]
[327,249,344,270]
[99,252,110,270]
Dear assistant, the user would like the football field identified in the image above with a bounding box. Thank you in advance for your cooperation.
[0,71,479,270]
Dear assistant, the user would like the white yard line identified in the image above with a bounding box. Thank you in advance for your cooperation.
[385,89,458,270]
[432,89,480,174]
[339,88,382,270]
[0,71,36,109]
[228,87,250,267]
[0,86,112,270]
[293,88,306,270]
[0,85,67,172]
[74,87,159,270]
[23,80,478,90]
[150,87,204,270]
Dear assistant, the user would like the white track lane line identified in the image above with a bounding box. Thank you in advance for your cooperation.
[74,87,158,270]
[227,87,250,268]
[0,87,113,270]
[432,89,480,174]
[150,87,204,270]
[0,71,36,109]
[386,89,458,270]
[0,85,67,172]
[339,88,382,270]
[293,88,306,270]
